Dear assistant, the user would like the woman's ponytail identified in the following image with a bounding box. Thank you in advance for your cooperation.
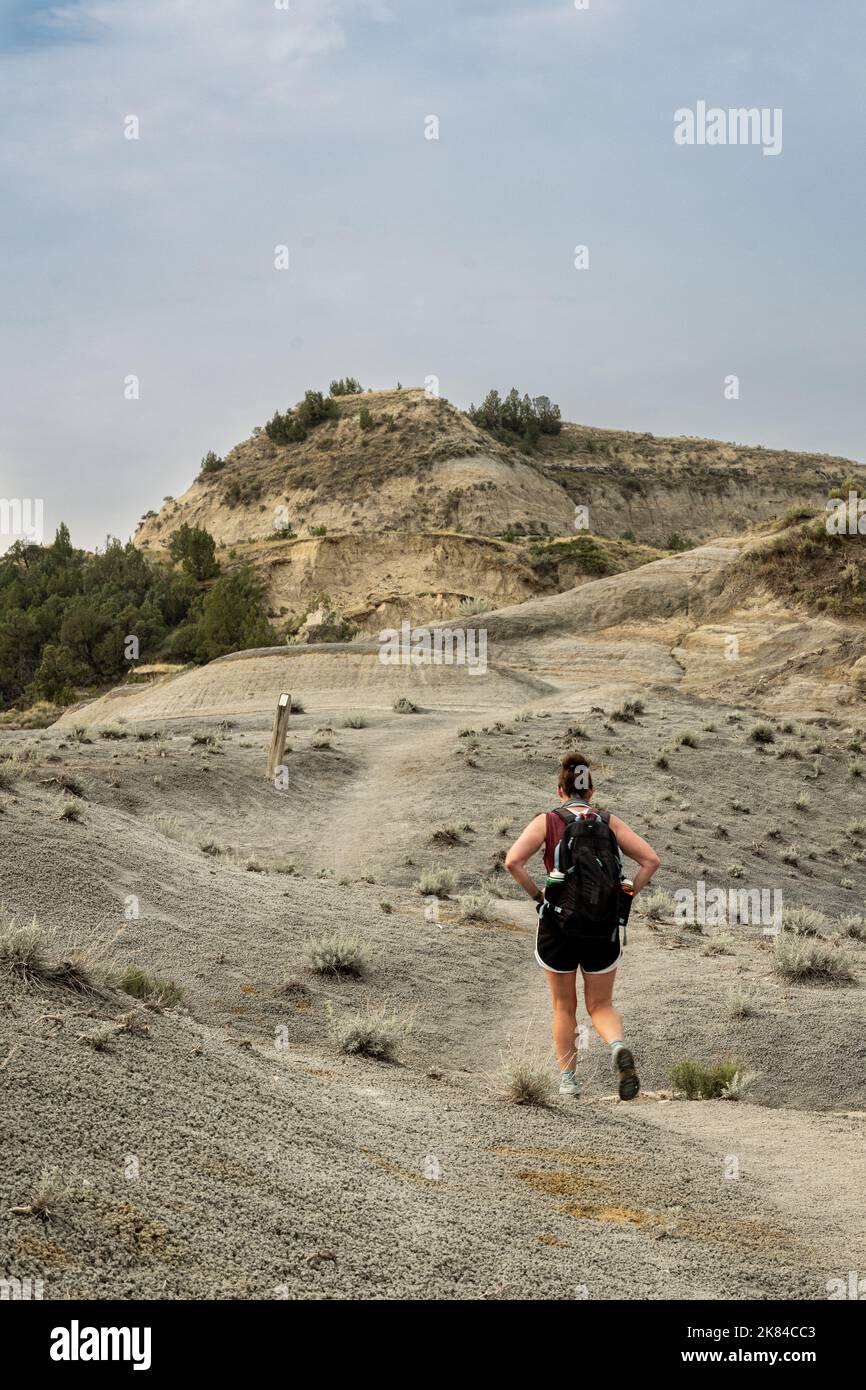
[558,750,593,799]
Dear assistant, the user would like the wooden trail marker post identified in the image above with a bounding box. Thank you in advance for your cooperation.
[267,692,291,782]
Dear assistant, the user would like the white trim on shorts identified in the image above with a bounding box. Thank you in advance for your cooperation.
[534,919,623,975]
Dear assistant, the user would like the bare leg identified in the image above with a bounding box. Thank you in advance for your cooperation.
[544,969,578,1070]
[582,967,623,1045]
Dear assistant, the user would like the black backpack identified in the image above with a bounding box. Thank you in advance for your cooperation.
[541,800,624,942]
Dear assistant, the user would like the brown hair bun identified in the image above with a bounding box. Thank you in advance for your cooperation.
[558,750,593,798]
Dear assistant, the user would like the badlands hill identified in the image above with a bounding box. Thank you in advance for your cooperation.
[133,386,864,629]
[135,387,860,551]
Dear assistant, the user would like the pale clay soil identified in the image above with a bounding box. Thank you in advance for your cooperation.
[2,570,866,1300]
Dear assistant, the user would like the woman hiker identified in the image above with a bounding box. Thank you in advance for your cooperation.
[505,750,660,1099]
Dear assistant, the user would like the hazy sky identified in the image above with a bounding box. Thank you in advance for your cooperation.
[1,0,864,552]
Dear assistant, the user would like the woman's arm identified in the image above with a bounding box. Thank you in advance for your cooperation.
[609,815,660,894]
[504,814,548,899]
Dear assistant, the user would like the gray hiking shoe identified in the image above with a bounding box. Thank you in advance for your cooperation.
[613,1046,640,1101]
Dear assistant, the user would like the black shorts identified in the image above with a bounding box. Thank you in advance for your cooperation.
[535,916,622,975]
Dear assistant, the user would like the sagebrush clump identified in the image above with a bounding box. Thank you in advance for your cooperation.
[304,932,370,978]
[416,864,457,896]
[331,1004,408,1061]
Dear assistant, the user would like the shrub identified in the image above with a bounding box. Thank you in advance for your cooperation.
[168,523,220,581]
[341,713,368,729]
[611,699,645,723]
[495,816,511,835]
[115,965,185,1006]
[720,1069,759,1101]
[542,534,611,576]
[195,568,277,661]
[358,406,375,431]
[10,1168,72,1222]
[305,932,370,977]
[773,934,853,982]
[145,814,184,840]
[223,477,264,507]
[0,915,94,991]
[0,917,48,984]
[838,913,866,940]
[498,1049,550,1106]
[393,697,418,713]
[701,932,736,956]
[329,377,363,396]
[0,767,18,791]
[725,987,759,1019]
[59,801,82,823]
[750,722,776,744]
[640,889,675,921]
[416,865,457,896]
[332,1004,407,1061]
[849,757,865,778]
[669,1057,743,1099]
[466,388,561,442]
[199,450,225,474]
[456,894,496,924]
[265,390,338,444]
[431,823,464,846]
[782,905,828,936]
[676,730,699,748]
[654,750,670,769]
[457,596,490,616]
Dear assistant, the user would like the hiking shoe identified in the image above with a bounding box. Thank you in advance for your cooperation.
[613,1046,640,1101]
[559,1070,581,1097]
